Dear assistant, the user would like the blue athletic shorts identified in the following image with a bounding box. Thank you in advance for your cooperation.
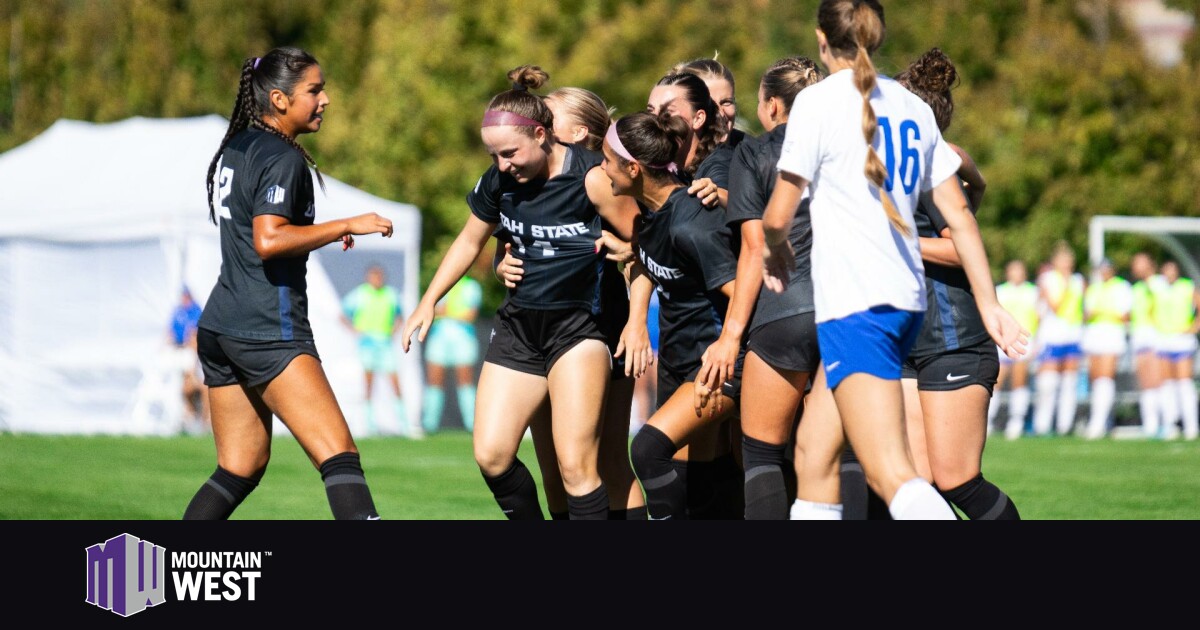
[817,306,924,391]
[358,334,397,373]
[1038,342,1082,363]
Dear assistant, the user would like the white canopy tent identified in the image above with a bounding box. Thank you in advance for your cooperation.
[0,115,423,436]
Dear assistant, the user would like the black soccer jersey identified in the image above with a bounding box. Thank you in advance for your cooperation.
[725,123,815,330]
[200,128,316,341]
[679,143,734,189]
[635,187,738,375]
[907,182,989,357]
[468,145,605,312]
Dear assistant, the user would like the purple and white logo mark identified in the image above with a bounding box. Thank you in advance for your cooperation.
[84,533,166,617]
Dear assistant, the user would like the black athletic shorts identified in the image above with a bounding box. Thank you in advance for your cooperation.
[656,354,745,411]
[597,311,630,382]
[197,327,321,388]
[747,311,819,373]
[901,338,1000,394]
[484,300,608,378]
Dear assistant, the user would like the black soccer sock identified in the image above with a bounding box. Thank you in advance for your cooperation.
[610,506,648,520]
[182,466,259,520]
[839,447,869,520]
[631,426,688,520]
[482,458,545,520]
[742,436,789,520]
[939,474,1021,520]
[711,452,745,520]
[319,452,380,520]
[567,484,609,520]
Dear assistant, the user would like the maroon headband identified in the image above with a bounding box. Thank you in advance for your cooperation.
[482,110,544,128]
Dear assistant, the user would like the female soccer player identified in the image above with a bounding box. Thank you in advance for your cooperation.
[760,0,1027,520]
[893,48,1021,519]
[497,85,649,519]
[1153,260,1200,440]
[698,56,825,519]
[1032,241,1086,436]
[990,259,1040,439]
[1080,258,1132,439]
[606,111,742,520]
[186,46,392,520]
[402,66,641,519]
[671,57,746,147]
[1129,252,1166,436]
[648,71,732,210]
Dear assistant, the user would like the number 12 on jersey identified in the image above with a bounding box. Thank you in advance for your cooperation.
[877,117,920,195]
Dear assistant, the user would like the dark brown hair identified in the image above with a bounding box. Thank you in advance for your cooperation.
[760,56,825,114]
[654,72,722,176]
[612,111,691,182]
[485,65,555,137]
[894,48,959,132]
[206,46,326,224]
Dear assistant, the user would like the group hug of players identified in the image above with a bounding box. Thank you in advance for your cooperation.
[401,0,1038,521]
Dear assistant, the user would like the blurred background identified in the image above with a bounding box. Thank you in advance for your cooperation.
[0,0,1198,437]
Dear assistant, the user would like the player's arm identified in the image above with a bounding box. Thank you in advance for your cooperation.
[949,142,986,210]
[585,166,639,242]
[402,215,495,351]
[761,171,808,293]
[618,263,655,379]
[252,214,392,260]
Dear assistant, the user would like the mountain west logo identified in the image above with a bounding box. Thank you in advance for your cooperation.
[85,533,166,617]
[85,533,268,617]
[265,185,287,204]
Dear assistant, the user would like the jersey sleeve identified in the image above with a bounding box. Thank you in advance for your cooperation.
[921,115,963,192]
[675,220,737,293]
[695,145,732,189]
[923,177,976,235]
[725,141,766,226]
[776,91,822,181]
[465,166,503,224]
[253,150,311,221]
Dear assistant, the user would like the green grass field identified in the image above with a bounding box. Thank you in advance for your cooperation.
[2,431,1198,520]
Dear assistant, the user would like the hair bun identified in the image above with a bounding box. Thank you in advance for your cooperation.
[507,65,549,92]
[908,48,958,94]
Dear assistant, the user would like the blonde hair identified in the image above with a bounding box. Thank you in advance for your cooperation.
[818,0,907,236]
[545,87,613,151]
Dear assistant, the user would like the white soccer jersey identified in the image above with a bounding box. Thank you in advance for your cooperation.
[777,69,962,324]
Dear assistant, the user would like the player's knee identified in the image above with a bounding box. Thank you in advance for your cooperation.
[217,452,270,480]
[474,443,515,478]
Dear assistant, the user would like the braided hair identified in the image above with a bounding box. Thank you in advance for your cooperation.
[206,46,326,224]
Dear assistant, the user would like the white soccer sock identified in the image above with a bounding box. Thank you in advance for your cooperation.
[1139,388,1160,437]
[888,478,956,520]
[1033,372,1060,436]
[1085,377,1115,439]
[1160,382,1181,438]
[987,393,1001,432]
[1007,387,1031,440]
[790,499,844,520]
[1177,379,1198,440]
[1056,371,1080,435]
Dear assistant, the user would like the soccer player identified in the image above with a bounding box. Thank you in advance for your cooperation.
[608,111,743,520]
[894,47,1021,519]
[187,47,392,520]
[705,56,825,519]
[990,259,1040,439]
[1129,252,1167,436]
[1153,260,1200,440]
[340,264,408,437]
[420,273,482,434]
[1032,241,1086,436]
[1080,258,1132,439]
[402,66,642,519]
[760,0,1028,520]
[497,86,649,519]
[670,57,748,148]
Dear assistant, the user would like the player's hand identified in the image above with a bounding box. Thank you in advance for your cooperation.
[696,333,739,415]
[401,303,435,353]
[687,177,720,208]
[595,230,635,264]
[615,320,654,379]
[762,238,795,294]
[982,303,1031,360]
[496,243,524,288]
[346,212,393,238]
[341,235,355,251]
